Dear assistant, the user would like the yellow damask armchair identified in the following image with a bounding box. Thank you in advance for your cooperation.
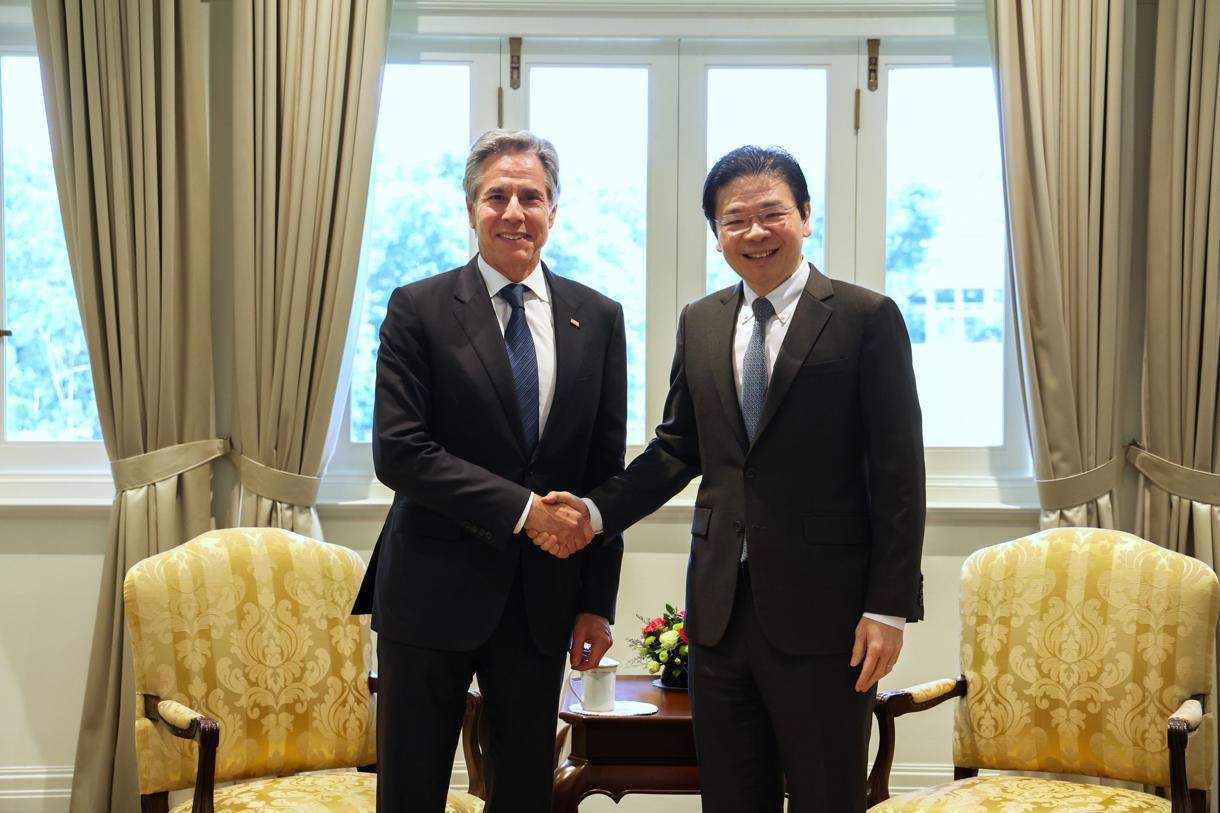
[868,527,1218,813]
[123,527,486,813]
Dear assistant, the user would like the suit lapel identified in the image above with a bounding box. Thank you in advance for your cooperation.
[538,268,585,462]
[452,257,529,456]
[711,283,750,453]
[752,264,834,446]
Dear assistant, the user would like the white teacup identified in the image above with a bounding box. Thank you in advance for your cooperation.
[571,656,618,712]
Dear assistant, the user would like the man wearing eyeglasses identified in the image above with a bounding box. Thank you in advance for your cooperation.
[532,145,925,812]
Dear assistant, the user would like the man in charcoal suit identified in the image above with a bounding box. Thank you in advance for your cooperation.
[534,145,925,813]
[352,129,627,812]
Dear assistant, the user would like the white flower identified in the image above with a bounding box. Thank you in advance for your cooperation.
[659,629,680,650]
[647,660,662,674]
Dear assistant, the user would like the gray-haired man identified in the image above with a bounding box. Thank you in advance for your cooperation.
[352,130,627,811]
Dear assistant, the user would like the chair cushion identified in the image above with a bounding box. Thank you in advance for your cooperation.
[870,776,1169,813]
[167,771,484,813]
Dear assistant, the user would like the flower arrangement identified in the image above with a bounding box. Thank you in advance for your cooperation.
[628,603,689,688]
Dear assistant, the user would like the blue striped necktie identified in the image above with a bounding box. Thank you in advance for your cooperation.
[498,283,539,453]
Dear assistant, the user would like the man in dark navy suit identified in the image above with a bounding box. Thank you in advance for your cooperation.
[352,130,627,812]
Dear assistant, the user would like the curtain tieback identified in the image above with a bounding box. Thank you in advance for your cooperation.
[230,451,321,507]
[110,438,230,492]
[1126,443,1220,505]
[1035,454,1125,510]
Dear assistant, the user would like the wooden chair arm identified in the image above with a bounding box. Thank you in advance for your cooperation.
[867,675,967,806]
[1168,694,1205,813]
[463,689,486,799]
[142,694,219,813]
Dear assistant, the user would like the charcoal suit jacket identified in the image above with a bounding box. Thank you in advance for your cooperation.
[588,264,924,655]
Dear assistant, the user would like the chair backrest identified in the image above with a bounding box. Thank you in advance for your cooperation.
[123,527,376,795]
[953,527,1218,789]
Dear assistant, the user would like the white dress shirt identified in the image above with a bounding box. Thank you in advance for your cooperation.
[589,257,904,631]
[476,255,556,534]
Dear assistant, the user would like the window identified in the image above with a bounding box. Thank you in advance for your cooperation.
[883,66,1006,448]
[349,62,473,443]
[529,65,650,442]
[331,29,1031,506]
[1,55,99,443]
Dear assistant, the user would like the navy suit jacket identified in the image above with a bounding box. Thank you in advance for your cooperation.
[352,257,627,657]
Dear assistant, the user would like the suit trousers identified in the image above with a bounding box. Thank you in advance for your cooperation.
[688,565,876,813]
[375,565,566,813]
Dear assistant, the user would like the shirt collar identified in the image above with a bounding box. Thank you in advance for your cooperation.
[478,254,550,304]
[740,257,809,324]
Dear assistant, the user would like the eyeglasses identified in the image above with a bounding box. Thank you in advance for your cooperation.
[716,205,797,235]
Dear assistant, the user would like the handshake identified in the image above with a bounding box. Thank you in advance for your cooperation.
[524,491,594,558]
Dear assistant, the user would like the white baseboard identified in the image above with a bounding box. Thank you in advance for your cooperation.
[0,762,953,811]
[0,766,72,813]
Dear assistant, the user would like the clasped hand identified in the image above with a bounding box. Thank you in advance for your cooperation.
[523,491,591,558]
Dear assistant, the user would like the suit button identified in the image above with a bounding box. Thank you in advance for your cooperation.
[744,468,757,479]
[733,521,745,533]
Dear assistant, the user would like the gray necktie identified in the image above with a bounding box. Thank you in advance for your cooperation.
[740,296,774,562]
[741,296,775,443]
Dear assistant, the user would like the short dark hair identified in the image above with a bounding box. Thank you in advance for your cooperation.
[701,145,811,235]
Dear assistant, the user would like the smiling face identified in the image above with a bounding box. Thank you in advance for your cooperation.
[714,172,812,296]
[467,150,557,282]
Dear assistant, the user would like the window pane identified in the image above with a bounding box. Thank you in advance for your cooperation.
[530,66,648,444]
[885,67,1006,447]
[705,68,827,293]
[2,56,100,441]
[350,64,471,442]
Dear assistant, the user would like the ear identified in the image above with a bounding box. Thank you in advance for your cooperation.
[547,204,558,228]
[467,200,477,230]
[800,202,813,239]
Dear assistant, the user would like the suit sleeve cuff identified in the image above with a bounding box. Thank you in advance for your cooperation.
[513,495,533,535]
[863,612,905,631]
[582,498,605,534]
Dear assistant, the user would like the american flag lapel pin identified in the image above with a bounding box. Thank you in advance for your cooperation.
[570,318,581,328]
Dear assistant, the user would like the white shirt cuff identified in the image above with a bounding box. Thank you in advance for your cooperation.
[582,498,605,534]
[513,494,533,534]
[863,612,905,631]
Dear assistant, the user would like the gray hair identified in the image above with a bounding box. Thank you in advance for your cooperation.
[463,129,560,206]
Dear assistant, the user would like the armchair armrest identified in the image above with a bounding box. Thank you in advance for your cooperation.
[462,689,486,799]
[142,694,219,813]
[1168,695,1205,813]
[867,675,967,806]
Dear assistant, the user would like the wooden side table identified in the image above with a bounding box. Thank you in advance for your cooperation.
[553,674,700,812]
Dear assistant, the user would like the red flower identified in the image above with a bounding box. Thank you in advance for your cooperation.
[643,617,666,635]
[680,628,688,643]
[679,610,685,617]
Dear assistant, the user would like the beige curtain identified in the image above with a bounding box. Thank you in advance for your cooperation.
[1133,1,1220,624]
[226,0,389,534]
[986,0,1136,529]
[31,3,216,813]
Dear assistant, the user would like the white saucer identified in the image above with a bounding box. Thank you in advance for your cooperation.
[567,700,659,716]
